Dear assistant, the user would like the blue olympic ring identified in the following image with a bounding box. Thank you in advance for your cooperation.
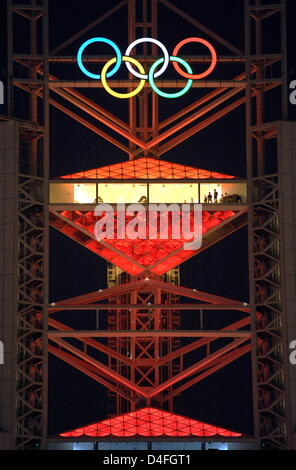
[77,37,122,79]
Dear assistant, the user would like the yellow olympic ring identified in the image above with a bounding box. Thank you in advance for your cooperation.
[101,56,146,99]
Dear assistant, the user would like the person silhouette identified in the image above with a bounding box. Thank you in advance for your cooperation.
[214,189,218,202]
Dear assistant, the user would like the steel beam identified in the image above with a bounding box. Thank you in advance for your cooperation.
[48,330,251,338]
[48,303,250,311]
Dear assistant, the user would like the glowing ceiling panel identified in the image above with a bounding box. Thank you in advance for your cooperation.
[59,407,242,438]
[60,157,235,180]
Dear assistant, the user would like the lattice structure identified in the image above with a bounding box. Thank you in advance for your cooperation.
[106,268,181,415]
[249,175,291,448]
[244,1,291,449]
[50,206,245,276]
[60,157,234,180]
[105,265,182,416]
[1,0,50,450]
[48,279,252,411]
[60,407,242,438]
[1,0,293,451]
[16,173,48,449]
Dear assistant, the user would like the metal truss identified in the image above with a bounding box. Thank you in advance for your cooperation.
[12,1,282,160]
[5,0,291,449]
[48,278,251,412]
[49,207,248,277]
[106,266,181,414]
[16,174,48,449]
[245,0,291,449]
[249,174,292,448]
[6,0,49,450]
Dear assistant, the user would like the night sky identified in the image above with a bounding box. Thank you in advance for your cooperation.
[2,0,296,438]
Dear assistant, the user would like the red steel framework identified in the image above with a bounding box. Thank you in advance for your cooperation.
[1,0,292,450]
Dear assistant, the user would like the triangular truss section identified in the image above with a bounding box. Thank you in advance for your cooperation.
[13,0,280,160]
[59,406,243,438]
[48,278,251,403]
[50,207,247,276]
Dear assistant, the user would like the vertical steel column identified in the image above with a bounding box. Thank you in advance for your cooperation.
[41,0,49,450]
[127,0,159,159]
[244,0,259,448]
[29,0,38,173]
[281,1,288,120]
[245,0,291,449]
[5,0,49,450]
[130,289,137,411]
[255,0,264,175]
[128,0,137,159]
[6,1,13,117]
[151,0,159,146]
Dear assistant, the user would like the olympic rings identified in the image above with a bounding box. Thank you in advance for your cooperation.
[125,38,170,80]
[172,37,217,80]
[77,37,217,99]
[77,37,121,79]
[101,56,146,99]
[149,56,193,99]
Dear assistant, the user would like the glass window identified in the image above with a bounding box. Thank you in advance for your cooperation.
[49,183,97,203]
[200,183,247,203]
[50,183,75,203]
[149,184,199,203]
[98,183,148,203]
[220,183,247,203]
[200,183,222,203]
[74,183,96,203]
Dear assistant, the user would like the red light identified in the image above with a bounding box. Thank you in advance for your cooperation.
[52,209,237,275]
[172,38,217,80]
[60,157,234,180]
[60,407,242,438]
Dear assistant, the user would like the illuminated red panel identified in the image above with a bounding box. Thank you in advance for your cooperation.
[60,157,234,180]
[60,407,242,438]
[51,210,237,275]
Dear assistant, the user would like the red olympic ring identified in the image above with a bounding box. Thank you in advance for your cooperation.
[172,37,217,80]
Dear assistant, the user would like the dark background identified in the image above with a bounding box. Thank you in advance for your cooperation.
[1,0,296,438]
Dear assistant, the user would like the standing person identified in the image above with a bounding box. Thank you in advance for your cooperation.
[208,192,213,203]
[214,188,218,203]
